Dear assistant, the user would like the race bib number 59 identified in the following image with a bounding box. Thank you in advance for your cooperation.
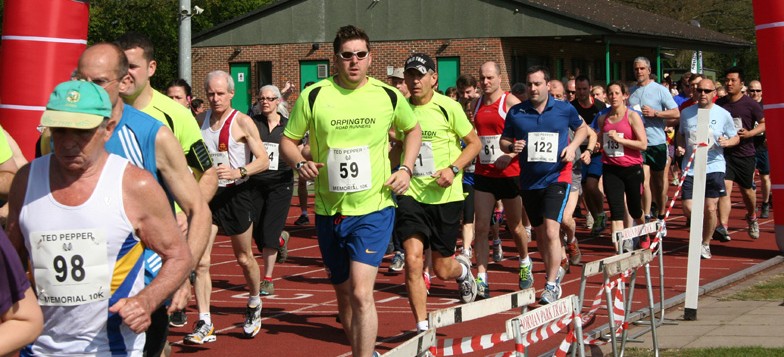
[327,146,372,192]
[527,132,559,163]
[30,229,110,306]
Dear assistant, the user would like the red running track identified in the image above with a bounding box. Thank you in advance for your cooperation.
[169,184,780,356]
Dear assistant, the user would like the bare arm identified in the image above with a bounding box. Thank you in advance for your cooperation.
[385,123,422,195]
[154,127,211,268]
[236,114,269,176]
[0,287,43,356]
[562,122,588,162]
[109,165,191,333]
[433,130,480,188]
[6,164,30,262]
[614,111,648,152]
[0,158,18,201]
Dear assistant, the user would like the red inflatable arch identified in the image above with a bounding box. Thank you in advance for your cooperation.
[0,0,89,160]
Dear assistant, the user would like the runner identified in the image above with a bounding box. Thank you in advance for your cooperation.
[279,25,421,357]
[501,66,588,304]
[394,53,481,332]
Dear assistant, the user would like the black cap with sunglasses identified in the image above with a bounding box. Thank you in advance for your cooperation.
[404,53,436,74]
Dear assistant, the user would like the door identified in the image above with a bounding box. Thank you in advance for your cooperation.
[436,57,460,93]
[230,62,251,114]
[300,60,330,91]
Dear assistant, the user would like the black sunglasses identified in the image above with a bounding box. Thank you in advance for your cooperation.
[695,88,715,94]
[747,89,762,93]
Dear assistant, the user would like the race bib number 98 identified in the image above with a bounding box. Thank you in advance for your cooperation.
[30,229,110,306]
[327,146,372,192]
[527,132,558,163]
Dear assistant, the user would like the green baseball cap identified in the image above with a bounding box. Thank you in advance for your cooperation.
[40,80,112,129]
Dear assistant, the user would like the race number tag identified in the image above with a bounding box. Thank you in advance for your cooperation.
[465,157,476,173]
[327,146,371,192]
[689,129,715,148]
[479,135,502,164]
[732,117,743,131]
[527,132,558,163]
[413,142,435,177]
[30,229,110,306]
[264,142,280,171]
[603,132,625,157]
[210,151,234,187]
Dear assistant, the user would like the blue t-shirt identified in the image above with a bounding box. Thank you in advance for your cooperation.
[679,104,737,175]
[503,96,583,190]
[104,104,164,285]
[628,82,678,146]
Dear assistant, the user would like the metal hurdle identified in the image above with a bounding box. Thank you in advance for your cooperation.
[506,295,583,357]
[382,328,437,357]
[577,248,657,357]
[428,288,536,329]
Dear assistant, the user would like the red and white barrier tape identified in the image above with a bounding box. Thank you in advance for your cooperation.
[650,142,707,252]
[484,313,574,357]
[431,331,510,356]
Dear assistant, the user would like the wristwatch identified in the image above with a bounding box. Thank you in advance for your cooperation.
[238,166,248,178]
[448,165,460,175]
[295,161,307,170]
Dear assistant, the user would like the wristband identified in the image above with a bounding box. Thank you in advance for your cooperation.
[398,165,413,177]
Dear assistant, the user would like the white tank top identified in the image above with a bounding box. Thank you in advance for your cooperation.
[201,109,251,185]
[20,154,145,356]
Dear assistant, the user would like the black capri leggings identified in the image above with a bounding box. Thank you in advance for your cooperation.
[602,164,644,221]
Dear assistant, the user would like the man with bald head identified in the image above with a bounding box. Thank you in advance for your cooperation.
[549,80,565,101]
[73,43,211,356]
[468,61,532,300]
[565,79,576,102]
[676,78,738,259]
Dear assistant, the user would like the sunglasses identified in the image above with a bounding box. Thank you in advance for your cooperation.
[695,88,715,94]
[747,89,762,93]
[566,90,575,95]
[258,96,278,102]
[338,51,369,60]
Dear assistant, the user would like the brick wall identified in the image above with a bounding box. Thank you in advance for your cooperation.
[192,37,655,107]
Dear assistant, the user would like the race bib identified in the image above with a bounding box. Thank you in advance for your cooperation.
[527,132,558,163]
[210,151,234,187]
[264,142,280,171]
[30,229,110,306]
[413,142,435,177]
[603,132,625,158]
[478,135,502,164]
[732,117,743,131]
[465,157,476,174]
[327,146,372,192]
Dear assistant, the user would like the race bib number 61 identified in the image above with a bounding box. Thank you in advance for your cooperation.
[327,146,372,192]
[30,229,110,306]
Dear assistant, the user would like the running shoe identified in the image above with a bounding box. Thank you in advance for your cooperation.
[493,209,504,226]
[761,202,771,219]
[539,283,562,305]
[243,304,262,338]
[492,239,503,262]
[475,276,490,300]
[566,239,581,265]
[701,244,712,259]
[276,231,289,263]
[585,212,594,230]
[712,225,731,242]
[294,214,310,226]
[518,262,534,289]
[525,226,533,243]
[259,280,275,296]
[460,246,473,260]
[185,320,216,344]
[591,213,606,236]
[389,252,405,272]
[423,272,431,295]
[747,215,760,240]
[455,255,477,303]
[560,257,570,275]
[169,309,187,328]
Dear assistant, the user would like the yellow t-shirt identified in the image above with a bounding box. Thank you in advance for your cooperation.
[285,77,417,216]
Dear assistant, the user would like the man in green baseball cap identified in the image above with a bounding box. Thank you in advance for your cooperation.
[5,79,192,356]
[40,80,113,129]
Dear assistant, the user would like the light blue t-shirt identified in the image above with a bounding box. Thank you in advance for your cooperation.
[679,104,737,175]
[629,82,678,146]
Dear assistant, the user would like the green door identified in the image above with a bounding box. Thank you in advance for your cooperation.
[230,62,251,114]
[436,57,460,93]
[300,60,330,91]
